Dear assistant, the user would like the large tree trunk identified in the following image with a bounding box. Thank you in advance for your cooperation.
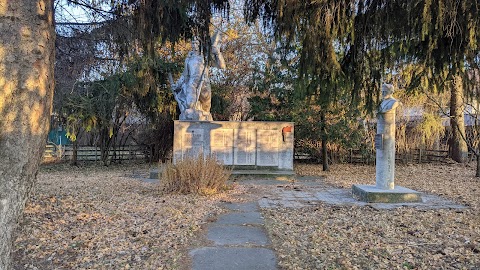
[320,112,329,171]
[450,75,468,163]
[476,152,479,177]
[0,1,55,269]
[71,139,79,166]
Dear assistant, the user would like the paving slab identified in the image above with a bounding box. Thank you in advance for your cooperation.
[223,202,259,212]
[258,198,306,208]
[216,212,264,225]
[127,169,160,183]
[207,225,270,246]
[139,178,159,184]
[314,189,362,204]
[190,247,277,270]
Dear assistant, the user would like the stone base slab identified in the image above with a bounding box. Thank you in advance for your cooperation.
[231,169,295,176]
[352,184,422,203]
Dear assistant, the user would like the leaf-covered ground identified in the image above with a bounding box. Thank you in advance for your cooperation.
[263,163,480,269]
[13,162,480,269]
[13,163,242,270]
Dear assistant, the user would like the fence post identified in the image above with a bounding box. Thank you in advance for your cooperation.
[418,148,422,164]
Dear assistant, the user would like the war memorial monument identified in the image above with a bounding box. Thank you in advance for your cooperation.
[169,32,294,173]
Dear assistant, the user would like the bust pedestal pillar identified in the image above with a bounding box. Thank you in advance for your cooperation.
[375,111,396,190]
[352,88,421,203]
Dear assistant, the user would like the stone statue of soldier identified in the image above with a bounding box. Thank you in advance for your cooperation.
[169,31,226,121]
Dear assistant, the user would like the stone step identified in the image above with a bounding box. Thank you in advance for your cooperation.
[207,225,270,246]
[191,247,277,270]
[231,169,295,176]
[191,201,278,270]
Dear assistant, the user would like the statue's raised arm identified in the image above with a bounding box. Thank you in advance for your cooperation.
[211,30,226,69]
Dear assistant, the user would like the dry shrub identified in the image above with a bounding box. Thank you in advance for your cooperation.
[160,155,231,195]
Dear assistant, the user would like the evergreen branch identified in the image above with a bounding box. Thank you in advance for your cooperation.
[66,0,116,15]
[56,21,108,26]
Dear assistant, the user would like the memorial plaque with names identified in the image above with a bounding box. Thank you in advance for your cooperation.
[183,129,204,158]
[173,121,294,170]
[234,129,256,165]
[256,130,279,166]
[374,134,383,150]
[211,129,234,165]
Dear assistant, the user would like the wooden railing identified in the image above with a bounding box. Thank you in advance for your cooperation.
[295,148,454,164]
[396,149,450,163]
[43,144,149,162]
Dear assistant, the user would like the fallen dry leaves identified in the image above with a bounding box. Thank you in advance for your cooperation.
[13,162,480,270]
[13,163,237,270]
[262,163,480,269]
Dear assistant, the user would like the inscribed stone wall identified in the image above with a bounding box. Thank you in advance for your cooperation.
[211,129,234,165]
[256,130,279,166]
[234,129,256,165]
[173,121,294,170]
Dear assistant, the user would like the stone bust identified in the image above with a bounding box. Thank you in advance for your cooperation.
[379,84,400,113]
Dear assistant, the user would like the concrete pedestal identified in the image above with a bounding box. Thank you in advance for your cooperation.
[352,87,423,204]
[352,184,422,203]
[173,120,294,172]
[375,111,396,189]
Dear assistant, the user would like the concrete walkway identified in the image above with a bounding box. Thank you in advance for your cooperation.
[190,201,277,270]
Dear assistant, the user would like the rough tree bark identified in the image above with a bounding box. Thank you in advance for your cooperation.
[476,151,479,177]
[450,75,468,163]
[320,112,329,171]
[0,1,55,269]
[72,139,79,166]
